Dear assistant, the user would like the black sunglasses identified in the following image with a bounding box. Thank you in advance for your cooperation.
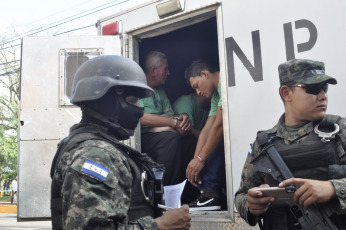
[286,83,328,95]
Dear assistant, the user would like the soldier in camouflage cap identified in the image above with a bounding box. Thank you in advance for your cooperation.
[50,55,191,230]
[235,59,346,229]
[279,59,337,85]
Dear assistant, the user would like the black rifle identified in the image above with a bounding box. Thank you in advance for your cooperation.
[251,136,338,230]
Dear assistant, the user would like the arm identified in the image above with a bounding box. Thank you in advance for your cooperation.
[186,106,223,185]
[140,113,176,128]
[196,106,223,161]
[235,140,270,226]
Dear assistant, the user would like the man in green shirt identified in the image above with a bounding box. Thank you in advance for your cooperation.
[184,60,226,211]
[139,51,192,186]
[173,93,210,203]
[173,93,210,138]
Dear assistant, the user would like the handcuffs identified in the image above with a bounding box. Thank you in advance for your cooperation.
[314,123,340,142]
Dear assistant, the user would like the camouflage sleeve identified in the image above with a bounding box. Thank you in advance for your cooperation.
[328,117,346,214]
[234,140,265,225]
[59,140,159,230]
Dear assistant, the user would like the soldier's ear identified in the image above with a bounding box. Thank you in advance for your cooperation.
[280,85,292,102]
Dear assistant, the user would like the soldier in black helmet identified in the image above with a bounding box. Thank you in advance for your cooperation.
[50,55,191,230]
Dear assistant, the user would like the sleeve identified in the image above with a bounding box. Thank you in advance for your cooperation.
[234,140,265,226]
[60,142,159,230]
[208,93,219,117]
[328,117,346,213]
[208,78,222,117]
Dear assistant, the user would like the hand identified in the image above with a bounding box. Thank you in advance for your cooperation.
[186,158,204,186]
[155,205,191,230]
[175,120,191,136]
[178,114,192,132]
[279,178,336,208]
[247,184,274,216]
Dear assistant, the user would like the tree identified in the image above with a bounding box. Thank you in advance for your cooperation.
[0,32,20,183]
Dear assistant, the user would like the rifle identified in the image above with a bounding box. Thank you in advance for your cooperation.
[251,136,338,230]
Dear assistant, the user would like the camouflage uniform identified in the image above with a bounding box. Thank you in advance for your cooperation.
[235,114,346,225]
[52,123,159,230]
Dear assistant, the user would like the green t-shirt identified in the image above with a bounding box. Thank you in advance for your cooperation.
[139,87,174,133]
[208,75,222,116]
[172,94,208,131]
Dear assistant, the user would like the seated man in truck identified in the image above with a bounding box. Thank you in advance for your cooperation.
[139,51,192,186]
[235,59,345,229]
[173,92,211,204]
[50,55,191,230]
[184,60,226,211]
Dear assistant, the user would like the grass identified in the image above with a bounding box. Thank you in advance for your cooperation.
[0,195,12,202]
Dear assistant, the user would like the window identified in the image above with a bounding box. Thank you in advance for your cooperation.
[59,49,103,105]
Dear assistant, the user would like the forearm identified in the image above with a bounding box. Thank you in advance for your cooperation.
[197,123,223,161]
[194,126,209,157]
[329,178,346,213]
[140,113,175,128]
[235,141,265,225]
[194,116,214,157]
[234,193,258,226]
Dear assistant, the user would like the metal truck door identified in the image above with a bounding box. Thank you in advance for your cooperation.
[19,36,122,220]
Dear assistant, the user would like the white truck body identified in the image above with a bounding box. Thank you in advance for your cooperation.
[19,0,346,229]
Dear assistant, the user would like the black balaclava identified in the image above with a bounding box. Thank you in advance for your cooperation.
[81,88,144,140]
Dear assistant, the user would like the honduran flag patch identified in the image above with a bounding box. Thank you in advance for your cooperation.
[82,159,109,181]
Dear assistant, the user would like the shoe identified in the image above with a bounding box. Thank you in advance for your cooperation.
[188,194,221,211]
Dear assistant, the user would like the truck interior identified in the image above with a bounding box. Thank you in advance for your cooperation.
[137,16,219,104]
[135,15,228,210]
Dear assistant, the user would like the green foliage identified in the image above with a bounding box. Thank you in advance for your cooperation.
[0,33,20,182]
[0,196,12,202]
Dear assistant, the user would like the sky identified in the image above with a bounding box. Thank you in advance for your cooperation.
[0,0,141,36]
[0,0,142,95]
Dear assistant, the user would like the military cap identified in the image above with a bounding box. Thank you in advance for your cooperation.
[278,59,337,85]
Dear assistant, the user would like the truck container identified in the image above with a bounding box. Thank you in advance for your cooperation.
[19,0,346,229]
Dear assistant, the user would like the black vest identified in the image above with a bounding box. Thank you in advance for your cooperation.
[50,126,164,229]
[257,116,346,230]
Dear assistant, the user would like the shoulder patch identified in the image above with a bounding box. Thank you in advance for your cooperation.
[82,158,109,181]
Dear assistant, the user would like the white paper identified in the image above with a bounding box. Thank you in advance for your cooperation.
[163,179,187,208]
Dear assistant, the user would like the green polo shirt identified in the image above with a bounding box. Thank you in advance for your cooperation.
[173,94,208,131]
[208,75,222,116]
[139,87,174,133]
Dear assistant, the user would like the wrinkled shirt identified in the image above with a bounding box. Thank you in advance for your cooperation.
[53,123,159,230]
[235,114,346,225]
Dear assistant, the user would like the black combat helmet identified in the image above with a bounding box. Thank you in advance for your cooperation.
[70,55,153,106]
[70,55,153,139]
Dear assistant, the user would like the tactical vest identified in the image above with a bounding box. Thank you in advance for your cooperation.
[50,126,164,230]
[257,115,346,230]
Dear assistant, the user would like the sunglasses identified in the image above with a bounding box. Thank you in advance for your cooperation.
[286,83,328,95]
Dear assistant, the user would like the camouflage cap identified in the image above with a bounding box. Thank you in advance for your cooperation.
[278,59,337,85]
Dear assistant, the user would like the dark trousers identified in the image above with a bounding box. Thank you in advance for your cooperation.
[141,131,182,186]
[11,191,17,204]
[198,139,226,191]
